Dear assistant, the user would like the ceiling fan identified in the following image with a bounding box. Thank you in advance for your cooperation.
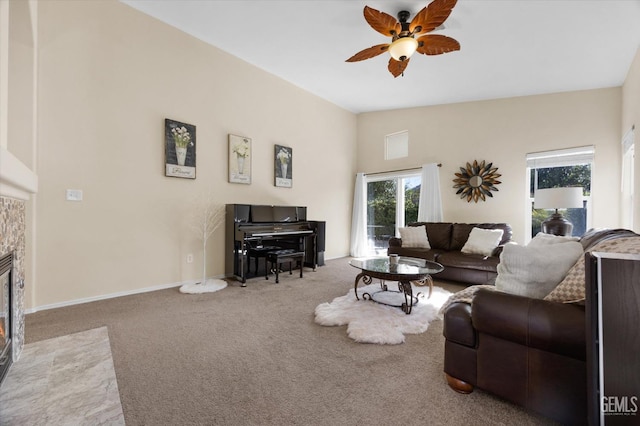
[346,0,460,77]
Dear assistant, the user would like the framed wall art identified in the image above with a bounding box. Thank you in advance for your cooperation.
[165,118,196,179]
[228,134,252,184]
[274,144,292,188]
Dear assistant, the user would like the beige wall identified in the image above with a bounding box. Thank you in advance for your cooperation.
[6,0,35,169]
[357,88,622,244]
[33,0,356,308]
[21,0,639,309]
[1,0,37,166]
[622,46,640,233]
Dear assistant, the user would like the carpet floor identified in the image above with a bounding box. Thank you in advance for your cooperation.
[25,258,556,425]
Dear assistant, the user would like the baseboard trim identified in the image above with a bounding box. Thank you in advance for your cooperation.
[25,275,226,314]
[25,258,347,314]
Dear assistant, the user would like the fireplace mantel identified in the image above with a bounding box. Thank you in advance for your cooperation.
[0,146,38,200]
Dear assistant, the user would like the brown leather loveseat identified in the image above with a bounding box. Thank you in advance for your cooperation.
[442,228,640,424]
[387,222,512,285]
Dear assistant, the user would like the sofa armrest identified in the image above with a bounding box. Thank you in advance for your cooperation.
[388,237,402,248]
[443,302,476,347]
[472,289,586,360]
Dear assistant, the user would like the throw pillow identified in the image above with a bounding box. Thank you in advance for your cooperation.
[399,225,430,248]
[461,227,504,256]
[545,236,640,303]
[438,285,497,315]
[495,241,583,299]
[528,232,580,247]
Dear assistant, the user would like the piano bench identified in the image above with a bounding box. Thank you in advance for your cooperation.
[247,246,281,274]
[265,249,305,284]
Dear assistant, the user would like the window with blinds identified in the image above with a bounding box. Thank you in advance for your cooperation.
[526,146,594,240]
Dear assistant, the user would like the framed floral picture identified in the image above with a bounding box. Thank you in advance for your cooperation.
[274,144,292,188]
[165,118,196,179]
[229,134,251,184]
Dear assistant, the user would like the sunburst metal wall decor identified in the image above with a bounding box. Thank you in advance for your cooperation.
[453,160,501,202]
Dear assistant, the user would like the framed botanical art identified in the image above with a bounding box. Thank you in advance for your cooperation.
[165,118,196,179]
[228,134,252,184]
[274,144,292,188]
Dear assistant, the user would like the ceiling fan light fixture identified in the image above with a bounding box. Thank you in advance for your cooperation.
[389,37,418,61]
[348,1,459,76]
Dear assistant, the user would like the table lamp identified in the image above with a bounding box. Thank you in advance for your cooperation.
[534,187,583,236]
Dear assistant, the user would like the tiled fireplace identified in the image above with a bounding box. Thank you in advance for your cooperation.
[0,146,38,386]
[0,251,16,384]
[0,196,27,384]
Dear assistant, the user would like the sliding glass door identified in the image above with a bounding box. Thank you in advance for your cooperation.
[366,174,420,254]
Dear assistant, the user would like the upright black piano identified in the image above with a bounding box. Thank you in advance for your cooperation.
[225,204,325,284]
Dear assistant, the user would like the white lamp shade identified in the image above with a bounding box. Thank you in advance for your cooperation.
[534,187,584,210]
[389,37,418,61]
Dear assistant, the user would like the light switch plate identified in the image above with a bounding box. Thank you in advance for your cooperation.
[66,189,83,201]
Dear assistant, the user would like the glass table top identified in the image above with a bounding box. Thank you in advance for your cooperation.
[349,256,443,276]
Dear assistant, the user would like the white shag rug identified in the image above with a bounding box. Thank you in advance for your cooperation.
[180,278,228,294]
[315,283,452,345]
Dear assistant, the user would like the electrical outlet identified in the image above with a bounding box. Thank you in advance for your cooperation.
[186,254,193,264]
[66,189,83,201]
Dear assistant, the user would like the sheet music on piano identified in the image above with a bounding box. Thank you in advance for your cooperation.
[225,204,325,285]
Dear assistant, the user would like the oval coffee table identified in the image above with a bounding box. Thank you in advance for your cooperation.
[349,256,444,314]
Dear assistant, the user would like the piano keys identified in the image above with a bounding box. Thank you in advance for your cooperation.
[225,204,325,285]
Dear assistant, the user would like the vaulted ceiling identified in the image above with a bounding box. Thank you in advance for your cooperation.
[122,0,640,113]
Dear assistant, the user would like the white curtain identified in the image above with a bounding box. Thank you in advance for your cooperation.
[417,163,443,222]
[350,173,368,257]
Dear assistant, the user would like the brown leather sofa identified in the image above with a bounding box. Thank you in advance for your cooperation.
[442,228,639,425]
[387,222,512,285]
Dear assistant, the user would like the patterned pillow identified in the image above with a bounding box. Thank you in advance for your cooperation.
[399,225,430,248]
[544,236,640,303]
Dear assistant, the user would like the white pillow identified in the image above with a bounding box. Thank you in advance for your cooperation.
[461,227,504,256]
[528,232,579,247]
[495,241,583,299]
[398,226,430,248]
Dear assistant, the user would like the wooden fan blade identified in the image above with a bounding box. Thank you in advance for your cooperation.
[410,0,458,34]
[346,44,390,62]
[364,6,401,37]
[416,34,460,55]
[409,7,427,34]
[388,57,410,78]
